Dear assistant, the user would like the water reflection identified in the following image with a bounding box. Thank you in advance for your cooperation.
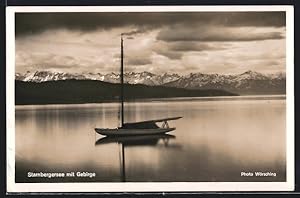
[95,134,176,147]
[95,134,180,182]
[15,96,286,182]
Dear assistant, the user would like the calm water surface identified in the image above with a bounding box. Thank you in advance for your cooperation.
[15,96,286,182]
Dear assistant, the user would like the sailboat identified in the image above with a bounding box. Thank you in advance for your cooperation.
[95,35,182,136]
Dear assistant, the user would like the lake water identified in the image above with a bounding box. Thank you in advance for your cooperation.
[15,95,286,182]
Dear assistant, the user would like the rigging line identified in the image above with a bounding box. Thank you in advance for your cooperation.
[120,35,125,128]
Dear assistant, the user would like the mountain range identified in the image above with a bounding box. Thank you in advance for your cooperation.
[16,70,286,95]
[15,71,181,85]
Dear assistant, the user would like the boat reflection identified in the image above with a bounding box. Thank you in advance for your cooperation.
[95,134,178,147]
[95,133,181,182]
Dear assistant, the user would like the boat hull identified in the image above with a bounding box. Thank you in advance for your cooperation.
[94,127,175,136]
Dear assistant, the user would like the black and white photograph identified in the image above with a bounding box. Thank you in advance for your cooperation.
[6,6,294,192]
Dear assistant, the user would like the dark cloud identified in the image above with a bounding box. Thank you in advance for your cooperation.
[151,42,226,60]
[154,50,183,60]
[214,12,285,27]
[16,12,285,37]
[122,27,148,37]
[167,42,227,51]
[125,57,152,65]
[152,40,228,60]
[157,26,284,42]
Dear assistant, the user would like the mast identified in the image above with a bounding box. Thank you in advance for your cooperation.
[120,35,124,127]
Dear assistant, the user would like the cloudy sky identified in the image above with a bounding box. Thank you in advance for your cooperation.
[15,12,286,75]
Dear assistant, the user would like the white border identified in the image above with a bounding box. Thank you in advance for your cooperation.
[6,5,294,193]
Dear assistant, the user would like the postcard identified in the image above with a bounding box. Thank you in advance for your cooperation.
[6,5,294,192]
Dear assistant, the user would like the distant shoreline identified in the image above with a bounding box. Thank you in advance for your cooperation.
[15,79,239,105]
[15,79,286,105]
[15,95,286,107]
